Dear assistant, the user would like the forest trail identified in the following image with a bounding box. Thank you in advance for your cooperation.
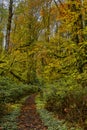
[18,94,47,130]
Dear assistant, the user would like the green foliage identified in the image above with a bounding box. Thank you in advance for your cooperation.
[38,76,87,129]
[0,76,39,117]
[36,95,83,130]
[38,109,67,130]
[36,95,68,130]
[0,106,20,130]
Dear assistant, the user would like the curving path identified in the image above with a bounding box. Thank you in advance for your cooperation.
[18,94,47,130]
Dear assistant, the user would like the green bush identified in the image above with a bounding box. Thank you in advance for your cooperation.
[36,95,83,130]
[44,85,87,128]
[1,106,20,130]
[0,76,39,117]
[39,77,87,129]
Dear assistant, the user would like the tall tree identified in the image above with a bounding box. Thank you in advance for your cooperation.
[40,0,52,42]
[0,0,7,51]
[6,0,13,51]
[69,0,84,44]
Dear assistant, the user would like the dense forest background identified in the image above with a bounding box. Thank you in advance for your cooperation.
[0,0,87,130]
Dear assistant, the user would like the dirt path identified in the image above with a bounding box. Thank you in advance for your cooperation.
[18,94,47,130]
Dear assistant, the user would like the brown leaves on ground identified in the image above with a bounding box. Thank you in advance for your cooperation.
[18,94,47,130]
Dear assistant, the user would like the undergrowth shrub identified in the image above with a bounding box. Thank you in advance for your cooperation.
[0,76,39,117]
[1,105,20,130]
[45,86,87,121]
[36,95,83,130]
[40,77,87,129]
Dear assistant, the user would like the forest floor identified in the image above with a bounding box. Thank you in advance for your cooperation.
[17,94,47,130]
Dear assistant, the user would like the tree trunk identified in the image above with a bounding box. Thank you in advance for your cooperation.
[70,0,84,44]
[6,0,13,51]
